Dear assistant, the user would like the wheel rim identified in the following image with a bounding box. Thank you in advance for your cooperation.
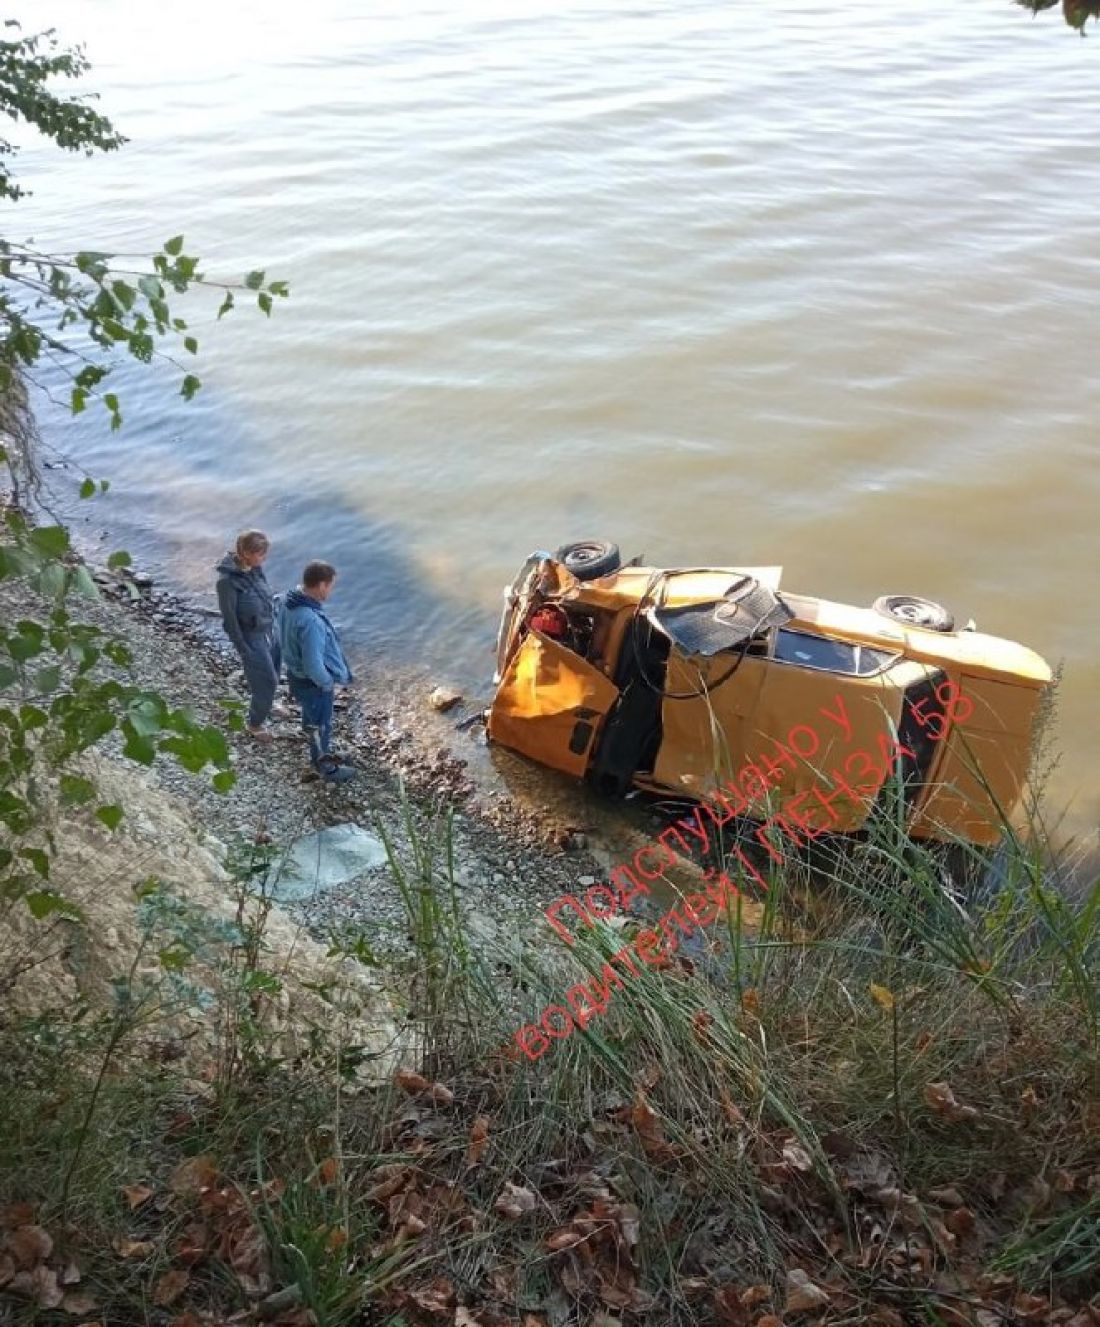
[894,600,934,625]
[569,543,602,565]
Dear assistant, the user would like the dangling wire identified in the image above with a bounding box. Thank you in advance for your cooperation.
[628,568,773,701]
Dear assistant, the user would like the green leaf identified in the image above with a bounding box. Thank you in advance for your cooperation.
[60,775,96,806]
[258,292,272,317]
[104,640,132,666]
[19,704,47,729]
[138,275,163,301]
[212,770,236,794]
[36,561,66,600]
[158,944,192,972]
[79,477,96,499]
[183,336,198,354]
[268,281,289,297]
[95,804,124,831]
[164,234,184,256]
[180,374,201,402]
[26,890,83,921]
[0,663,17,689]
[99,479,110,494]
[70,565,100,600]
[29,526,69,559]
[21,848,49,880]
[122,723,157,765]
[106,549,132,570]
[244,269,265,290]
[217,292,234,319]
[34,665,60,694]
[71,386,87,415]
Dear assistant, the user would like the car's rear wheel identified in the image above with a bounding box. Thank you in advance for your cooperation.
[556,539,621,581]
[873,594,954,632]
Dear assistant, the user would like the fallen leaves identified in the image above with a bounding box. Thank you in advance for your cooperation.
[493,1182,537,1220]
[923,1081,979,1124]
[395,1068,454,1105]
[121,1182,154,1210]
[153,1268,191,1306]
[785,1267,830,1313]
[169,1154,218,1198]
[0,1221,94,1312]
[466,1115,490,1166]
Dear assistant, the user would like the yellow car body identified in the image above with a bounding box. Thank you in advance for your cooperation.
[487,551,1052,848]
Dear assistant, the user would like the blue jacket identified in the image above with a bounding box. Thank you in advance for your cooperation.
[279,589,353,691]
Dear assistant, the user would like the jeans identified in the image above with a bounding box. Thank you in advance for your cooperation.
[288,674,334,767]
[240,632,281,729]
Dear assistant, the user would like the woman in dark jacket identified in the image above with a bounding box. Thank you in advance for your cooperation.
[215,529,287,741]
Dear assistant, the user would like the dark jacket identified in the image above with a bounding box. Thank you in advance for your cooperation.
[215,552,276,654]
[279,588,353,691]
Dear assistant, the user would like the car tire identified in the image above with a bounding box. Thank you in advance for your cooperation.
[873,594,955,632]
[556,539,622,581]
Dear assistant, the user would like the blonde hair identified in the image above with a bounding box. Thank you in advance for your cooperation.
[235,529,270,557]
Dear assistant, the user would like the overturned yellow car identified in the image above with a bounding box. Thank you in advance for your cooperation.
[487,541,1052,848]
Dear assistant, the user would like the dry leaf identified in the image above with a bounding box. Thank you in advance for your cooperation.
[466,1116,490,1166]
[6,1224,53,1268]
[169,1154,218,1198]
[868,1308,906,1327]
[782,1141,814,1173]
[741,987,761,1015]
[0,1252,14,1287]
[113,1237,154,1259]
[719,1089,746,1127]
[757,1319,783,1327]
[153,1269,190,1307]
[428,1082,455,1106]
[62,1290,98,1315]
[944,1207,975,1237]
[786,1268,829,1314]
[173,1222,208,1266]
[927,1185,964,1207]
[545,1227,585,1251]
[1055,1169,1076,1193]
[317,1157,339,1185]
[0,1203,35,1230]
[121,1183,154,1211]
[395,1068,431,1095]
[741,1285,770,1308]
[869,982,895,1011]
[923,1081,979,1123]
[494,1182,537,1220]
[30,1264,64,1309]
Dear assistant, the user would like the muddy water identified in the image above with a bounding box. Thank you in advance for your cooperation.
[12,0,1100,837]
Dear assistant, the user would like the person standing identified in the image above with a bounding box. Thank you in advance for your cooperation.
[279,559,356,783]
[215,529,287,742]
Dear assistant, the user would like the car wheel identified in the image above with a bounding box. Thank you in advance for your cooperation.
[555,539,621,580]
[873,594,955,632]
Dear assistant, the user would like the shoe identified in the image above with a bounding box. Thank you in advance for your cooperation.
[269,702,292,721]
[317,755,356,785]
[246,726,274,744]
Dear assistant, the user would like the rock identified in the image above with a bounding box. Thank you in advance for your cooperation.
[428,686,462,712]
[577,874,596,888]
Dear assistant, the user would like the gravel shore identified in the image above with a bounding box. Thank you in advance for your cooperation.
[12,561,617,965]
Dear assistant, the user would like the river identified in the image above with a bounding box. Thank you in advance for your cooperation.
[11,0,1100,838]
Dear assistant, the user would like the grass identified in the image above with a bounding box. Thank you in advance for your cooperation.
[1,772,1097,1325]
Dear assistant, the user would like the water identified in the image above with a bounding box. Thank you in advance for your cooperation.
[11,0,1100,835]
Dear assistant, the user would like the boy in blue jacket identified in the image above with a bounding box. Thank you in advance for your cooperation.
[279,559,356,783]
